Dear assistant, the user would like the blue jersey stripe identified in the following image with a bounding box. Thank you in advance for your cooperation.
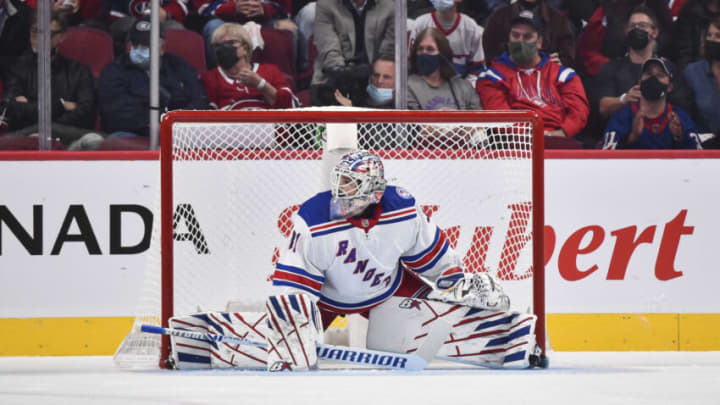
[377,213,417,226]
[311,224,355,238]
[401,228,440,263]
[272,280,322,297]
[414,241,449,274]
[276,263,325,283]
[319,270,403,310]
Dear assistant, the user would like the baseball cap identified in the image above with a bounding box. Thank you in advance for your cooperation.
[641,57,673,78]
[510,10,545,33]
[128,18,164,46]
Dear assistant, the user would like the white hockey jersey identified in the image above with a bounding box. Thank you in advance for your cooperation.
[271,186,464,313]
[410,12,485,80]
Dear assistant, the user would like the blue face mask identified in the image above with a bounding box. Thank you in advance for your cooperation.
[430,0,455,11]
[416,53,441,76]
[129,46,150,68]
[366,84,393,104]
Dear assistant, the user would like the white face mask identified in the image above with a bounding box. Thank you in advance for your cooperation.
[366,84,393,104]
[430,0,455,11]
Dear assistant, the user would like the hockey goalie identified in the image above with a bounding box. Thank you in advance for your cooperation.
[170,150,540,371]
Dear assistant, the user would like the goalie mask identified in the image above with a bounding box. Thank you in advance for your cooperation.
[330,151,387,219]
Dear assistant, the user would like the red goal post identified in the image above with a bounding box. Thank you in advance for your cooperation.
[153,109,545,368]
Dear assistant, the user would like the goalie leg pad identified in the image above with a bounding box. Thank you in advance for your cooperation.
[265,294,323,371]
[367,296,537,368]
[169,311,269,369]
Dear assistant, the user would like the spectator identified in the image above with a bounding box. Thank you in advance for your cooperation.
[198,0,298,70]
[594,6,691,119]
[310,0,394,106]
[407,0,434,19]
[670,0,690,18]
[683,17,720,146]
[202,22,297,109]
[98,18,209,138]
[542,0,597,36]
[457,0,507,26]
[198,0,292,26]
[4,11,102,150]
[482,0,575,68]
[109,0,189,25]
[23,0,109,27]
[334,53,395,108]
[408,27,481,110]
[410,0,485,82]
[293,1,316,73]
[601,58,701,149]
[671,0,720,69]
[477,10,588,138]
[110,14,184,59]
[577,0,673,77]
[0,0,33,79]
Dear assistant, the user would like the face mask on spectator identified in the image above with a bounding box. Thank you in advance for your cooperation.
[508,41,537,66]
[366,84,393,104]
[129,46,150,68]
[626,28,650,50]
[416,53,441,76]
[640,76,668,101]
[215,44,240,70]
[705,40,720,61]
[430,0,454,11]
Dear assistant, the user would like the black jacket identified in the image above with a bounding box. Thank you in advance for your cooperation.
[98,53,209,136]
[671,0,720,69]
[0,0,33,81]
[5,51,97,131]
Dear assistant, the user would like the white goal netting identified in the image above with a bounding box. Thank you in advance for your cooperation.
[114,108,544,368]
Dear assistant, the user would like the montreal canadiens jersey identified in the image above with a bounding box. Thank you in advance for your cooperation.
[410,12,485,79]
[201,63,297,110]
[271,186,463,313]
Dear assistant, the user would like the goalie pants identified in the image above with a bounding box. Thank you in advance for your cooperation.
[317,268,432,330]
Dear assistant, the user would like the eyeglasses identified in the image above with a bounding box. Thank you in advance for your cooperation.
[628,22,655,30]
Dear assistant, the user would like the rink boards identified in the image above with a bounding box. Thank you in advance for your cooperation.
[1,150,719,354]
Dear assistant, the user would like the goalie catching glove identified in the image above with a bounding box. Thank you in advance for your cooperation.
[265,293,323,371]
[429,272,510,312]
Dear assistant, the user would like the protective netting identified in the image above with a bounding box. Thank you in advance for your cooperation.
[114,109,542,368]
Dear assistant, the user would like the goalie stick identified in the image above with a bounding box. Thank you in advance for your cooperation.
[141,322,451,371]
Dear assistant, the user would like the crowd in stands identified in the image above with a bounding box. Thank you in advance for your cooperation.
[0,0,718,150]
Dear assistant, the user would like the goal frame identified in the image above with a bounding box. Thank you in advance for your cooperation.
[159,109,546,368]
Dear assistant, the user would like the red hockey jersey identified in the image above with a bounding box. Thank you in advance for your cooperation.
[201,63,297,110]
[476,52,589,137]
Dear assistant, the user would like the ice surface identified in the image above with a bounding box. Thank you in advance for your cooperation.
[1,352,719,405]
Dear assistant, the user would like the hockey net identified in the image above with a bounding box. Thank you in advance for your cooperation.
[114,108,545,368]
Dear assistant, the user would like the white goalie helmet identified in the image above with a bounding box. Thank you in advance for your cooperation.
[329,150,387,219]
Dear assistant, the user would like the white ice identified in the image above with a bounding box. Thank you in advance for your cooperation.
[1,352,720,405]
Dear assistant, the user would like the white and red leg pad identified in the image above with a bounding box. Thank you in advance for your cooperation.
[367,296,537,368]
[265,294,323,371]
[168,311,269,370]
